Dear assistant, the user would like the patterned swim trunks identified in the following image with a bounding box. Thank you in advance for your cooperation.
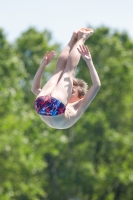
[34,95,66,116]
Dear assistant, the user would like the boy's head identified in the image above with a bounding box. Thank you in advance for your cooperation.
[69,78,88,103]
[73,78,88,98]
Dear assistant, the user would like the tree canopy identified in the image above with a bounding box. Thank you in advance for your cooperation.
[0,26,133,200]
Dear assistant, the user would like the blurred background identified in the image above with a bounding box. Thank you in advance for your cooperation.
[0,0,133,199]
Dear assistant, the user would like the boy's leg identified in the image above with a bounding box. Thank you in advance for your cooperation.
[37,31,78,98]
[51,28,94,105]
[53,30,78,78]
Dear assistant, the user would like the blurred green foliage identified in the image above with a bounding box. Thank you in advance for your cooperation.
[0,26,133,200]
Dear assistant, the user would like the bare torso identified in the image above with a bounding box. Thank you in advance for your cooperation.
[39,99,84,129]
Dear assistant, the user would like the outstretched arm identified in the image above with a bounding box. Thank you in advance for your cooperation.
[31,50,55,96]
[77,45,101,111]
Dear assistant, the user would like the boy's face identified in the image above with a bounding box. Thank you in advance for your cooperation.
[69,85,82,103]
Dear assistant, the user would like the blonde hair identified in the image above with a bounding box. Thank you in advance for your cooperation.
[73,78,88,97]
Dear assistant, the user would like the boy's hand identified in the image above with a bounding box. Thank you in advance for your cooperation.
[41,50,55,66]
[77,45,92,62]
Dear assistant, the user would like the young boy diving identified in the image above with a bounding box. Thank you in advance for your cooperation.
[31,28,101,129]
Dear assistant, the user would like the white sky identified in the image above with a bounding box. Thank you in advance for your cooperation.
[0,0,133,47]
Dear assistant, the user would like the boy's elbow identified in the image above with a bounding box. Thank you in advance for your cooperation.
[92,83,101,93]
[97,80,101,88]
[31,87,37,95]
[98,82,101,88]
[95,82,101,90]
[97,84,101,91]
[31,87,41,96]
[31,87,34,93]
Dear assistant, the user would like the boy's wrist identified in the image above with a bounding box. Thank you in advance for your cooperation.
[40,61,47,68]
[86,59,93,65]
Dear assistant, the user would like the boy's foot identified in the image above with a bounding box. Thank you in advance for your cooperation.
[78,28,94,41]
[72,30,79,41]
[69,30,79,47]
[68,30,79,49]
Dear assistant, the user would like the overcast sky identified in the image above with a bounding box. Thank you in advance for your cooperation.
[0,0,132,47]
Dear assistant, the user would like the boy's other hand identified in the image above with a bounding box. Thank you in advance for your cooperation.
[77,45,92,62]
